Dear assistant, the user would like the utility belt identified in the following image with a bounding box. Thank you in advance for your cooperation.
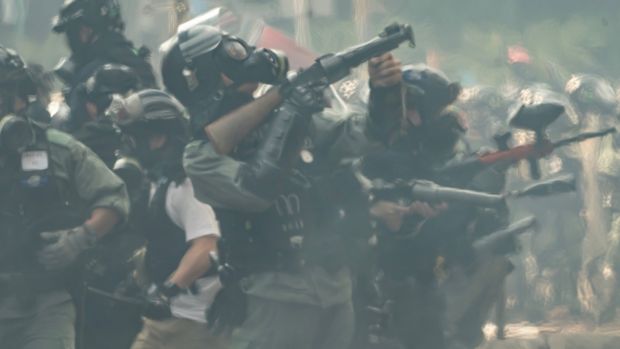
[219,221,353,275]
[216,196,358,278]
[221,242,350,285]
[220,240,305,278]
[210,235,346,331]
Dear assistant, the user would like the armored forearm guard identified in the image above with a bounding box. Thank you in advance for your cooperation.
[238,102,312,200]
[367,84,403,143]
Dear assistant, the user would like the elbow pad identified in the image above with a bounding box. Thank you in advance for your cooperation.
[238,102,312,200]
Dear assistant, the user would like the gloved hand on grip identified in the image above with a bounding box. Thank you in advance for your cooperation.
[142,282,180,320]
[281,82,328,115]
[238,81,325,199]
[37,225,97,270]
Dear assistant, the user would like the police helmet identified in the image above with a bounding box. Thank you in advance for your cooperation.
[0,46,37,116]
[52,0,124,34]
[0,46,36,96]
[160,23,288,105]
[0,47,39,151]
[84,64,140,111]
[402,64,462,120]
[565,74,617,115]
[160,25,223,104]
[109,89,188,138]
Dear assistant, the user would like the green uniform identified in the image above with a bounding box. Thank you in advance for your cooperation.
[184,108,383,349]
[0,126,130,349]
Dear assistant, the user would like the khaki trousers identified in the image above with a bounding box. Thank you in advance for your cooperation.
[131,317,228,349]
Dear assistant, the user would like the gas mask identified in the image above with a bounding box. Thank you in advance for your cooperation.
[214,37,289,86]
[393,109,464,162]
[420,112,465,157]
[0,89,35,155]
[119,131,186,182]
[79,84,114,122]
[0,114,34,154]
[65,23,96,64]
[119,131,155,169]
[203,39,284,124]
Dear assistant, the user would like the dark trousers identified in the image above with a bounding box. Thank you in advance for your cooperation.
[0,300,75,349]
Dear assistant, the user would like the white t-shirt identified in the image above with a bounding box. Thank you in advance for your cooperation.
[150,178,222,323]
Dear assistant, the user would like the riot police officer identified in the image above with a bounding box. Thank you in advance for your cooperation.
[68,63,141,168]
[362,64,465,183]
[161,23,402,349]
[52,0,157,132]
[68,65,144,349]
[108,89,226,349]
[0,46,129,349]
[359,64,464,349]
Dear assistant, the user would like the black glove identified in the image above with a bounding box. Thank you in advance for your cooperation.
[207,265,247,331]
[281,82,328,115]
[238,84,320,199]
[142,281,181,320]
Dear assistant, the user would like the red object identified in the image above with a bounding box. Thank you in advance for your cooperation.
[479,141,553,165]
[507,45,532,64]
[256,26,317,70]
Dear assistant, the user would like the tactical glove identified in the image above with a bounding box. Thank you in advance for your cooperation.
[281,82,328,115]
[38,225,97,270]
[142,282,179,320]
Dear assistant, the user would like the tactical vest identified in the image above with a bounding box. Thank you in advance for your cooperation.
[0,126,83,275]
[144,178,189,285]
[216,180,317,274]
[217,166,371,274]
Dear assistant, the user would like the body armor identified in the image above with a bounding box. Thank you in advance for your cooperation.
[218,161,369,275]
[144,178,188,285]
[216,176,317,274]
[0,125,83,293]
